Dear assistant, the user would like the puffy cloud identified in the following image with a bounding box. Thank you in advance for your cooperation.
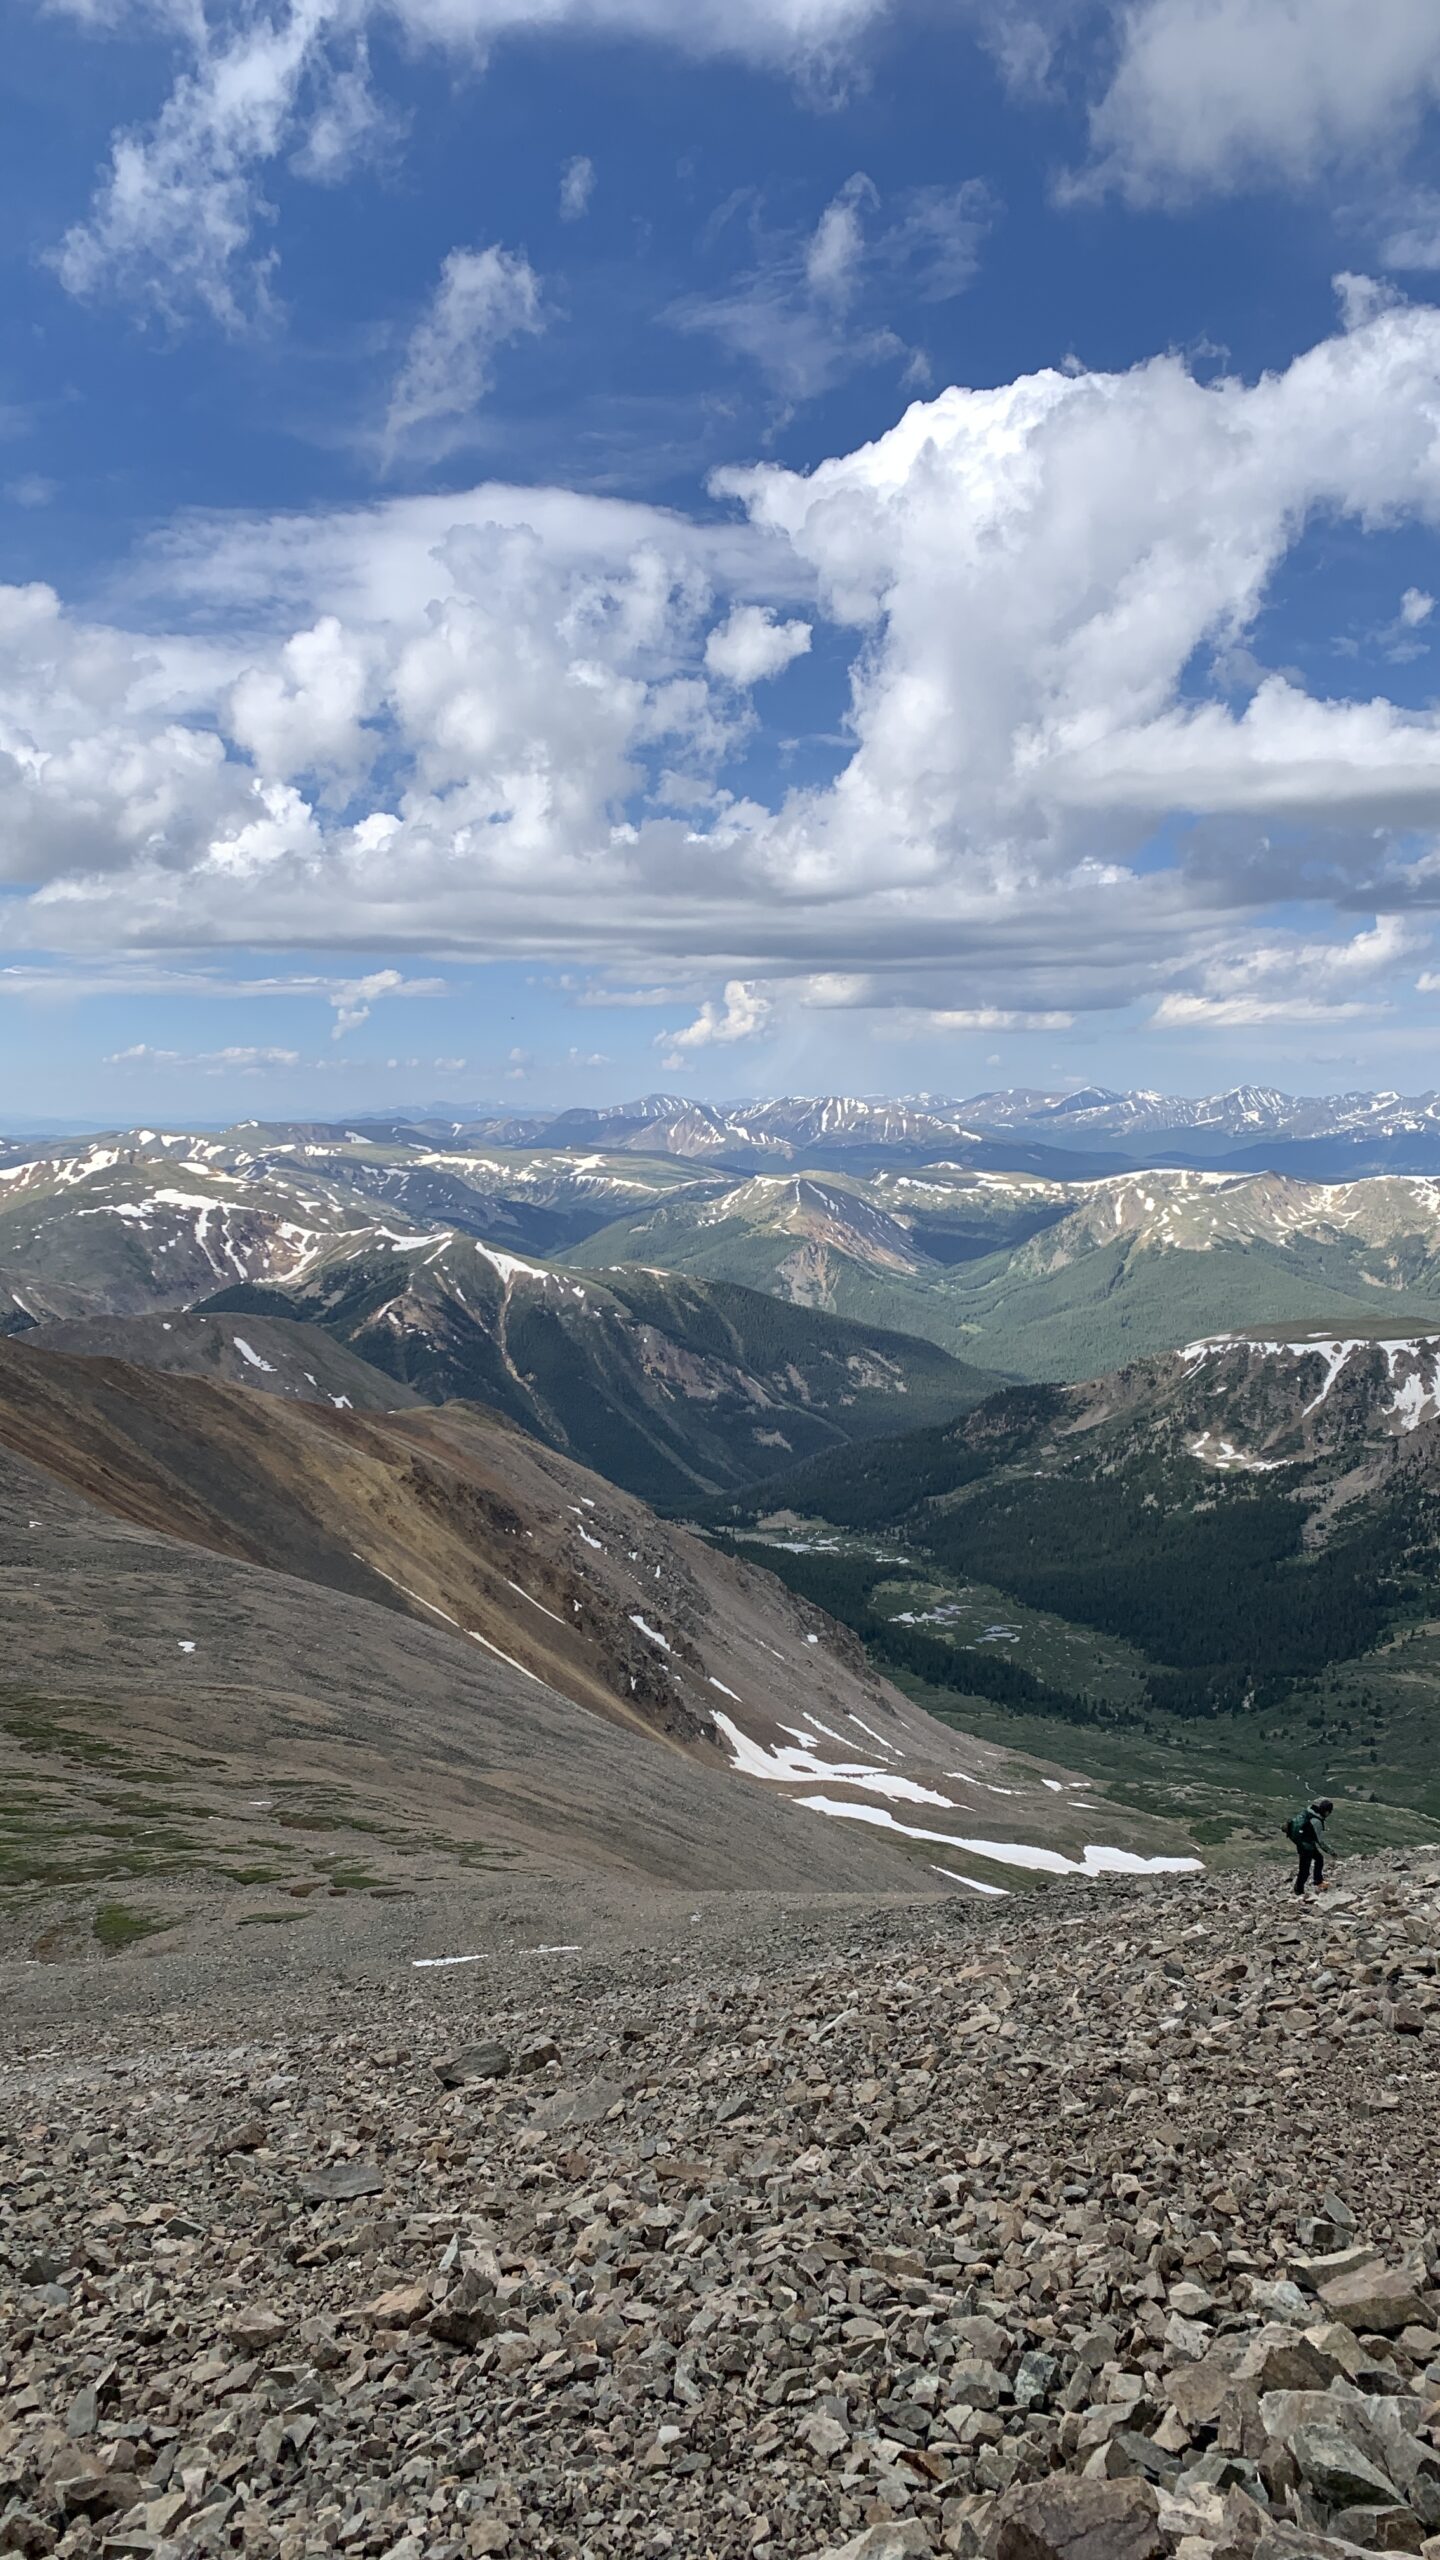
[11,298,1440,1044]
[659,981,773,1062]
[328,966,443,1037]
[718,288,1440,917]
[1080,0,1440,205]
[704,604,812,686]
[227,616,374,783]
[383,245,544,459]
[558,154,594,220]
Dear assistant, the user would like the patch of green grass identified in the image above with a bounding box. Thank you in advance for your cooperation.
[725,1519,1440,1863]
[237,1909,306,1927]
[92,1900,172,1952]
[1,1701,130,1768]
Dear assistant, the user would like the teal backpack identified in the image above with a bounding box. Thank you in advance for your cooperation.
[1284,1810,1308,1846]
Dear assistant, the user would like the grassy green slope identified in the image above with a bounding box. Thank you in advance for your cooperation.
[936,1233,1440,1381]
[570,1200,1440,1384]
[706,1522,1440,1858]
[700,1367,1440,1727]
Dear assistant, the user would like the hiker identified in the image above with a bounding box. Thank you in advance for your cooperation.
[1287,1797,1334,1896]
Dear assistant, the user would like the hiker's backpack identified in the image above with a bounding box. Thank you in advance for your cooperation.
[1284,1811,1308,1846]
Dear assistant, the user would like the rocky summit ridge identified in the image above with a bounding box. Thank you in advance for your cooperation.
[3,1852,1439,2560]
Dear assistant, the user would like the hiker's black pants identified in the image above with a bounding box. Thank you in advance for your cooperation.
[1294,1844,1324,1893]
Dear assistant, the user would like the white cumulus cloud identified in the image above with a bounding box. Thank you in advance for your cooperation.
[9,296,1440,1040]
[659,981,773,1061]
[704,604,812,686]
[1081,0,1440,205]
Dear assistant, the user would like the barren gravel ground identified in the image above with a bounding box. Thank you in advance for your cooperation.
[3,1854,1440,2560]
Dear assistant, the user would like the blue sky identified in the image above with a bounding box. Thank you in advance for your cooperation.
[6,0,1440,1119]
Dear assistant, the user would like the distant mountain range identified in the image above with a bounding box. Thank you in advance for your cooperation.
[455,1084,1440,1178]
[14,1125,1440,1416]
[15,1083,1440,1179]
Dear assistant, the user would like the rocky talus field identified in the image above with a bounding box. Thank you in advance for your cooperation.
[3,1856,1440,2560]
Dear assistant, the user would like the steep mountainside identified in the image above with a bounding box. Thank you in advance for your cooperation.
[0,1144,376,1312]
[710,1327,1440,1725]
[463,1084,1440,1173]
[937,1171,1440,1378]
[0,1407,928,1907]
[567,1166,1440,1379]
[201,1237,997,1503]
[29,1311,423,1414]
[563,1168,1069,1336]
[0,1338,1201,1908]
[965,1079,1440,1144]
[0,1267,100,1333]
[0,1133,717,1315]
[963,1081,1440,1175]
[187,1129,713,1254]
[478,1094,1118,1177]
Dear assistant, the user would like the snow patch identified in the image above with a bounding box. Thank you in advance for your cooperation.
[795,1798,1202,1875]
[232,1336,275,1373]
[629,1614,671,1652]
[468,1629,542,1684]
[506,1579,567,1627]
[712,1712,951,1805]
[847,1712,900,1759]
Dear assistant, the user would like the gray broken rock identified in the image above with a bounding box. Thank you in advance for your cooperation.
[435,2042,512,2086]
[1318,2268,1429,2335]
[531,2077,624,2130]
[299,2159,386,2202]
[1332,2506,1426,2553]
[816,2526,934,2560]
[1289,2424,1402,2510]
[990,2475,1165,2560]
[515,2034,560,2072]
[428,2268,498,2351]
[45,2453,132,2522]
